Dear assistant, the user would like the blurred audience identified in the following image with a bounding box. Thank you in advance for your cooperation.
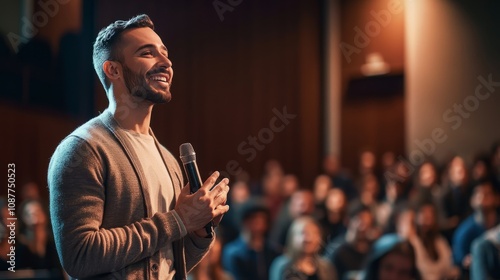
[269,216,336,280]
[4,122,500,280]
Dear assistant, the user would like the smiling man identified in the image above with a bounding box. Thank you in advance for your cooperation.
[47,14,230,280]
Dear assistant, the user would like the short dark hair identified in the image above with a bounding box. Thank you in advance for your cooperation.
[473,179,497,194]
[239,198,270,224]
[363,234,421,280]
[92,14,154,89]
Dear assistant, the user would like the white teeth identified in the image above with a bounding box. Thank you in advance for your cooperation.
[151,76,167,82]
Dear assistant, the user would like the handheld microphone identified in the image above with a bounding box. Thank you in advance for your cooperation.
[179,143,213,235]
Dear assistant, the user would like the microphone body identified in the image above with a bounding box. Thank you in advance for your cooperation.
[183,160,203,194]
[179,143,213,235]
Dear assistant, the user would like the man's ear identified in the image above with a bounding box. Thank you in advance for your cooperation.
[103,60,122,81]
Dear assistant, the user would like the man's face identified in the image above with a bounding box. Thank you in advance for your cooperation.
[244,212,268,236]
[117,27,174,103]
[292,221,322,255]
[472,183,497,210]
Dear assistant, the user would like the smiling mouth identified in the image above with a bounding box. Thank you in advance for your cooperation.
[150,76,167,82]
[148,75,171,88]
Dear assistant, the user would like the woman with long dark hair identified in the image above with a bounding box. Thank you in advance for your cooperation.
[270,216,336,280]
[410,203,458,280]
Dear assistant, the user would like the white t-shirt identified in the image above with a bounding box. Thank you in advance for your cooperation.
[121,128,176,280]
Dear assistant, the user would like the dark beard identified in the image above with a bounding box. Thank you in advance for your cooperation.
[122,64,171,104]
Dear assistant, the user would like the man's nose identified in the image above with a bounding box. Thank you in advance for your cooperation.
[159,55,172,69]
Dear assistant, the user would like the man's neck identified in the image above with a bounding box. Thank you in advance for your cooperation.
[108,92,154,134]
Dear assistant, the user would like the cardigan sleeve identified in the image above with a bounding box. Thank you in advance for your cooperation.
[48,135,187,278]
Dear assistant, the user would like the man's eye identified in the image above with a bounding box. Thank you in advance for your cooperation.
[142,51,153,56]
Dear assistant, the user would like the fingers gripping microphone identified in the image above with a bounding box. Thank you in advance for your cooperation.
[179,143,213,236]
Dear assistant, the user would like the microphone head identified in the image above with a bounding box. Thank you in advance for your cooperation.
[179,143,196,163]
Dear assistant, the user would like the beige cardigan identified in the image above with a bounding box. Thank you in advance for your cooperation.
[48,109,212,279]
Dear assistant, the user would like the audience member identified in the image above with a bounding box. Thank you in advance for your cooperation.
[470,223,500,280]
[269,216,336,280]
[387,159,413,199]
[361,234,421,280]
[358,150,377,179]
[490,142,500,191]
[324,206,380,280]
[410,161,442,204]
[270,190,315,251]
[376,179,408,234]
[260,161,285,220]
[323,154,357,201]
[396,208,416,240]
[313,174,333,220]
[222,199,280,280]
[220,179,251,243]
[379,151,396,200]
[381,152,396,174]
[349,174,381,222]
[273,174,301,228]
[189,237,233,280]
[282,174,300,200]
[20,181,42,202]
[470,154,492,188]
[0,198,34,271]
[410,203,459,280]
[319,188,348,243]
[18,199,63,276]
[442,156,473,238]
[452,180,499,274]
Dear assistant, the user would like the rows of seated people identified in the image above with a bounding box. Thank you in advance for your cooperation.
[2,145,500,279]
[209,145,500,280]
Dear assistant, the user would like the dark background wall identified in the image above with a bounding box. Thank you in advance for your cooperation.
[338,0,406,174]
